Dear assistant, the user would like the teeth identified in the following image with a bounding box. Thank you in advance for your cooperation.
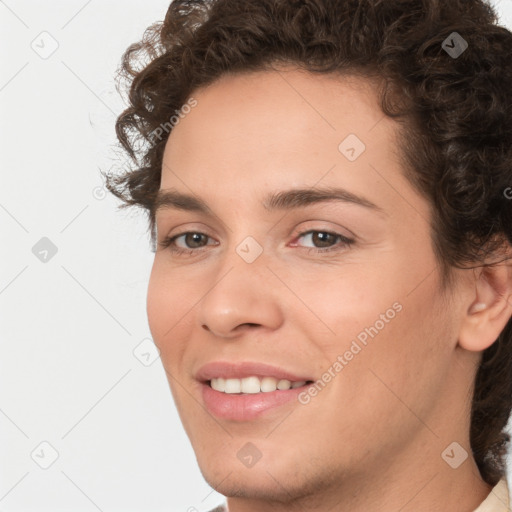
[210,377,225,392]
[261,376,278,392]
[241,376,261,394]
[225,378,241,394]
[277,379,291,390]
[210,376,308,394]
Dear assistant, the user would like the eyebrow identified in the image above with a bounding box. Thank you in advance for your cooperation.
[153,186,385,217]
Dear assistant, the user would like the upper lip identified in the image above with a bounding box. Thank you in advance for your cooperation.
[195,361,313,383]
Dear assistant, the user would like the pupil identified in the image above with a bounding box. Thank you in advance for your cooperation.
[313,232,334,247]
[187,233,204,248]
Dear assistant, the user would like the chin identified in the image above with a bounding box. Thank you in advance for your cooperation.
[196,450,326,504]
[200,468,300,502]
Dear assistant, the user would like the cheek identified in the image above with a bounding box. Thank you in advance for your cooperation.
[339,282,450,424]
[295,266,402,351]
[300,256,448,396]
[146,262,192,356]
[146,266,167,344]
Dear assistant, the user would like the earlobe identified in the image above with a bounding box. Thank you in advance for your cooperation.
[458,263,512,352]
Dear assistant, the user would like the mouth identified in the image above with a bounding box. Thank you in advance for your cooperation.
[207,376,315,394]
[196,361,316,421]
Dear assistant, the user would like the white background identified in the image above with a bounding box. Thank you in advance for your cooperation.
[1,1,511,510]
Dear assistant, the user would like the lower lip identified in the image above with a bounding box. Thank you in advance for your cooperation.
[201,382,308,421]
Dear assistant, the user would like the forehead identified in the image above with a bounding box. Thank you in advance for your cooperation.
[156,67,428,227]
[172,67,384,138]
[162,68,394,176]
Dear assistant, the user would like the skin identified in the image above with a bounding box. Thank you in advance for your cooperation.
[146,66,512,511]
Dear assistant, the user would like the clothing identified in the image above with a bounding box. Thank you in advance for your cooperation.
[207,476,510,511]
[473,477,510,512]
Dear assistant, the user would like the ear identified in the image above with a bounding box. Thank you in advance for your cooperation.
[459,261,512,352]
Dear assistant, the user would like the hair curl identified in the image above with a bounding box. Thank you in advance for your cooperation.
[104,0,512,486]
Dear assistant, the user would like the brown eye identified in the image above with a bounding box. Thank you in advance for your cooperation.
[181,233,208,248]
[293,230,354,252]
[158,231,216,254]
[310,232,338,248]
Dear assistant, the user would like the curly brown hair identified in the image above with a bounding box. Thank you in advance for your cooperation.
[104,0,512,486]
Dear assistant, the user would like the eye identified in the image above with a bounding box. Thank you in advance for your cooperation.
[291,230,354,254]
[158,232,216,255]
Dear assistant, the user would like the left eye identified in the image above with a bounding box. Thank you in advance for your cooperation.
[158,230,354,255]
[293,230,354,251]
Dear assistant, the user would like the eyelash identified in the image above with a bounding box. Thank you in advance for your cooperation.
[158,230,354,256]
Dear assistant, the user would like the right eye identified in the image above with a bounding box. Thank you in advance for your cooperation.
[158,231,218,255]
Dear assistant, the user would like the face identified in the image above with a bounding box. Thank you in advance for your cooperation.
[146,67,470,503]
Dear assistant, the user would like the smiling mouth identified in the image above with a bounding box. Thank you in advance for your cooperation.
[208,376,315,394]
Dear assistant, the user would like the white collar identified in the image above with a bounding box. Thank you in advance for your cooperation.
[473,477,510,512]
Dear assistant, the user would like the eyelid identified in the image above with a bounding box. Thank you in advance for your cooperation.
[291,229,353,244]
[289,221,356,242]
[157,222,218,245]
[159,221,352,243]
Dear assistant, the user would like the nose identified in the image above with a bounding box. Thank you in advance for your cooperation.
[196,253,284,339]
